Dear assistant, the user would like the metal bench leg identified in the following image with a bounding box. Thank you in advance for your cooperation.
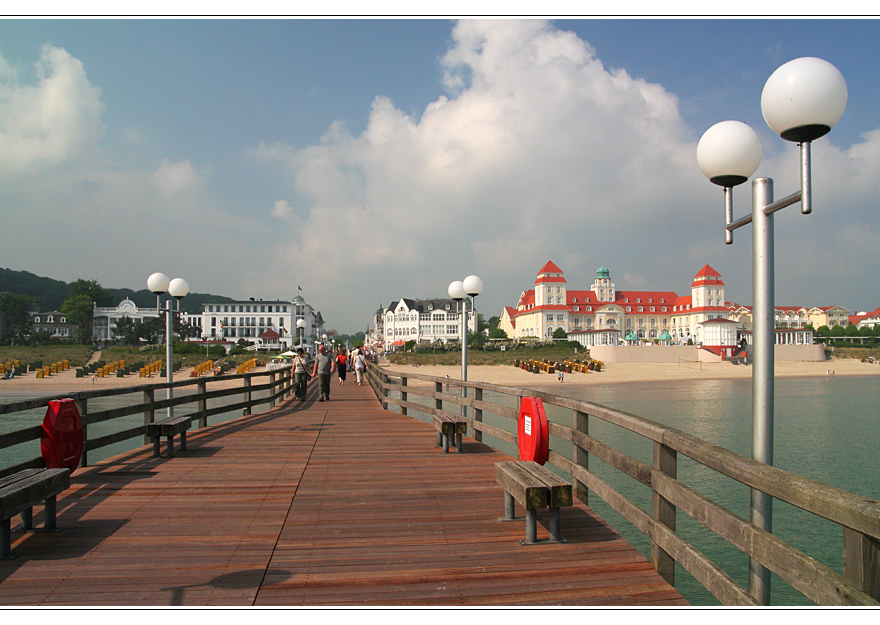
[442,433,449,453]
[45,496,57,531]
[548,507,567,543]
[436,431,442,447]
[503,491,517,521]
[180,430,187,452]
[152,436,161,457]
[522,508,538,545]
[455,432,463,453]
[1,519,13,559]
[166,436,174,458]
[20,507,33,531]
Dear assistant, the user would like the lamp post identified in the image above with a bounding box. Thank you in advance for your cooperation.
[296,318,306,347]
[697,57,846,604]
[147,272,190,420]
[448,275,483,416]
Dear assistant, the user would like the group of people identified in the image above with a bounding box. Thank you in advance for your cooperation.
[292,344,369,403]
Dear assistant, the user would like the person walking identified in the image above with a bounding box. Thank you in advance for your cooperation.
[293,347,309,401]
[311,344,335,402]
[353,347,366,386]
[335,348,348,386]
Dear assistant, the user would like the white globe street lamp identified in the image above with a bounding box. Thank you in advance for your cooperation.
[296,318,306,347]
[147,273,189,421]
[697,57,846,604]
[448,275,482,418]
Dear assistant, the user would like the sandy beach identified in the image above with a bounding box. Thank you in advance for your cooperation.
[1,357,877,397]
[0,364,266,396]
[380,358,880,388]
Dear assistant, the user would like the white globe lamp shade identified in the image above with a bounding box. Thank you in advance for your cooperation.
[168,278,189,299]
[296,318,306,329]
[697,121,763,187]
[463,275,484,297]
[761,57,847,143]
[448,280,466,301]
[147,272,171,295]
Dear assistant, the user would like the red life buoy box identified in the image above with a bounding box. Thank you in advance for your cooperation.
[518,396,549,465]
[40,399,83,474]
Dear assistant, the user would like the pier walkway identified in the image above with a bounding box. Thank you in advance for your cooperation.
[0,382,685,606]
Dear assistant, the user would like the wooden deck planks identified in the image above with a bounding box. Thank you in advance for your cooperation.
[0,381,686,606]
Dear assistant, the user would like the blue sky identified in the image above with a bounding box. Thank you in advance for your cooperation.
[1,18,879,333]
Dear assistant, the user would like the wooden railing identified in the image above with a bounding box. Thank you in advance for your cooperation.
[366,364,880,607]
[0,366,295,479]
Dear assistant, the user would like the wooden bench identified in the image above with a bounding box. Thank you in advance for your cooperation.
[495,461,573,545]
[1,468,70,559]
[433,414,467,453]
[146,416,192,458]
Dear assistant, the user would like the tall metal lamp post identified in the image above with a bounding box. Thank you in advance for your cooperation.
[147,272,190,420]
[696,57,847,604]
[448,275,483,416]
[296,318,306,347]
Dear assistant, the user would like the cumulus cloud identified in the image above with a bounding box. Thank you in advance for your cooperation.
[0,45,104,174]
[253,19,880,330]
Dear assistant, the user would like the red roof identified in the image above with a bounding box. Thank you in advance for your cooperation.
[691,264,725,287]
[538,260,564,274]
[260,329,281,340]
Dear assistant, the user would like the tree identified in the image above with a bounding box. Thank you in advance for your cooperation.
[488,327,509,340]
[487,316,501,333]
[61,294,96,344]
[552,327,568,340]
[68,279,112,307]
[0,292,35,344]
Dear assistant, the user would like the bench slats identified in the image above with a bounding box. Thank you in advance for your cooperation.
[495,461,549,509]
[433,415,467,434]
[0,469,70,521]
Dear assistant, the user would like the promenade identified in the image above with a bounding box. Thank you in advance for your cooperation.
[0,380,685,607]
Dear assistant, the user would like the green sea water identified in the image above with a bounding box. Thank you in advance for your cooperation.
[527,374,880,606]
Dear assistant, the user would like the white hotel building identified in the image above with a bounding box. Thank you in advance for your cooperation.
[371,298,479,349]
[500,261,733,348]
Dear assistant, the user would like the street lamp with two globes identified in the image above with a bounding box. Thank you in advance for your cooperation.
[147,272,190,420]
[448,275,483,416]
[696,57,847,604]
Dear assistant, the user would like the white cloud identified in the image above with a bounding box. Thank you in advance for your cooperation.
[0,45,104,174]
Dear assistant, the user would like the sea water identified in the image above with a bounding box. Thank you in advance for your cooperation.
[528,375,880,606]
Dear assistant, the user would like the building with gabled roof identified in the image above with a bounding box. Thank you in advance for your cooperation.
[499,262,733,347]
[374,297,479,349]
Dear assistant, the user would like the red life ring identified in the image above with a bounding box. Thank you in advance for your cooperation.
[518,396,549,465]
[40,399,83,474]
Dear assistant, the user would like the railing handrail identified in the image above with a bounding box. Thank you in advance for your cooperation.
[367,363,880,606]
[0,365,295,478]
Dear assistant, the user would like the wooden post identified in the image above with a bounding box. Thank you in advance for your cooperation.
[143,388,155,444]
[473,387,483,443]
[651,441,677,586]
[270,372,277,408]
[843,528,880,601]
[574,410,589,504]
[243,376,252,416]
[401,376,408,416]
[197,380,207,428]
[75,397,88,468]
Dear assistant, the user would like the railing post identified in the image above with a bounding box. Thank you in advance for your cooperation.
[473,387,483,443]
[243,376,252,416]
[197,380,207,428]
[843,528,880,601]
[401,377,407,416]
[75,397,88,468]
[270,372,277,408]
[574,410,589,504]
[434,381,443,446]
[143,388,155,444]
[651,441,677,586]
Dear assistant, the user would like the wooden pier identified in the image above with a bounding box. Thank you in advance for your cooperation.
[0,382,685,606]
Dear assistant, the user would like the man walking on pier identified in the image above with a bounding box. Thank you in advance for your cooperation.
[311,344,335,402]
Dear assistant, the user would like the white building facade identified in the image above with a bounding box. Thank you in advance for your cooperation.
[375,297,479,349]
